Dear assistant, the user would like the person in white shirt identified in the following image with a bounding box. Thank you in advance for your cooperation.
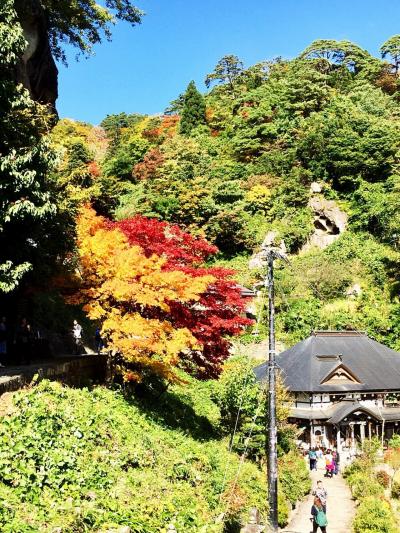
[313,480,328,512]
[72,320,83,354]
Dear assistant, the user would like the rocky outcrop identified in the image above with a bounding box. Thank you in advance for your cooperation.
[303,185,348,251]
[14,0,58,110]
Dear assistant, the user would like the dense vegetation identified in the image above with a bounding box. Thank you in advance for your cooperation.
[4,0,400,356]
[4,4,400,528]
[0,0,59,293]
[0,372,311,531]
[344,440,398,532]
[44,36,400,351]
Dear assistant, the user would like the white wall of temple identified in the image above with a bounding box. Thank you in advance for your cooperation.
[358,399,380,408]
[294,391,400,411]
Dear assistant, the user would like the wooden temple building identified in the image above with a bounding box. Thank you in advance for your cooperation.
[254,331,400,452]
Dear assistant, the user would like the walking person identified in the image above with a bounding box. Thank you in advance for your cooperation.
[333,449,340,475]
[310,496,328,533]
[316,447,323,470]
[325,449,334,478]
[309,447,317,471]
[94,327,103,355]
[313,480,327,513]
[15,317,32,365]
[72,320,83,355]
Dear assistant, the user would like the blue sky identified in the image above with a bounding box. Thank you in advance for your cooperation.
[57,0,400,124]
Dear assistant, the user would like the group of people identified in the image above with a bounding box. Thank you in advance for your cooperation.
[72,320,104,355]
[0,316,34,367]
[308,447,340,477]
[0,316,104,367]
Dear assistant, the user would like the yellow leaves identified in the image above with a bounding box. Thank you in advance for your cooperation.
[102,310,197,384]
[73,206,215,382]
[244,184,271,211]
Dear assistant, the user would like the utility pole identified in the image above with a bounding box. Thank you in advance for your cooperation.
[259,237,286,532]
[266,250,278,531]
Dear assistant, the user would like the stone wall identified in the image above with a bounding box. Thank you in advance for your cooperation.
[0,354,107,396]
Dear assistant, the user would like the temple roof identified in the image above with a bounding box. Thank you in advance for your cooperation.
[254,331,400,393]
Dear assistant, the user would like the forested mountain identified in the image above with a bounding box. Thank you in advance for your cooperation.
[2,4,400,528]
[52,38,400,348]
[3,0,400,368]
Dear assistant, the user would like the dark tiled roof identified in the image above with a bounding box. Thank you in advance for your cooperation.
[381,407,400,421]
[289,408,330,420]
[254,331,400,393]
[327,401,381,424]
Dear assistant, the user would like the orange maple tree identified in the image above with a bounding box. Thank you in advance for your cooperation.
[71,206,213,382]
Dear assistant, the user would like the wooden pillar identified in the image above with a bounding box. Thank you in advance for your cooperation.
[368,421,372,439]
[350,422,355,450]
[310,420,315,448]
[360,422,366,449]
[336,426,342,453]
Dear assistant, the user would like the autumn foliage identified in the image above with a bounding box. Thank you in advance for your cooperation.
[73,207,251,382]
[113,216,252,378]
[133,148,164,181]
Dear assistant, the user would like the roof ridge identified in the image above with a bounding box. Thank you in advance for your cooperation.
[312,330,366,337]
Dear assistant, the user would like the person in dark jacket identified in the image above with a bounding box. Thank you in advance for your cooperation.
[94,327,103,354]
[311,496,328,533]
[15,318,32,365]
[333,449,340,475]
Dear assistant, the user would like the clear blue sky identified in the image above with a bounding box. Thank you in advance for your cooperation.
[57,0,400,124]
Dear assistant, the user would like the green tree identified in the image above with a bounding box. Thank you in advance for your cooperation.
[100,112,145,156]
[179,81,206,135]
[205,54,244,96]
[299,39,377,74]
[165,93,185,115]
[381,35,400,74]
[14,0,144,64]
[0,0,58,292]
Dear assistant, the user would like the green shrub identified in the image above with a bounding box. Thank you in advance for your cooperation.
[376,470,391,488]
[363,436,382,463]
[343,454,377,480]
[343,456,370,477]
[279,451,311,505]
[388,434,400,449]
[391,481,400,499]
[343,459,364,479]
[278,491,290,527]
[347,472,384,500]
[353,496,397,533]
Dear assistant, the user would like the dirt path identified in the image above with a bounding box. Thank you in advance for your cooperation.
[281,465,356,533]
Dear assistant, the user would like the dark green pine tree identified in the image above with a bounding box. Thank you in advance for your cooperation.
[179,81,206,135]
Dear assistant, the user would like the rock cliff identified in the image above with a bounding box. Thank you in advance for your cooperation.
[14,0,58,111]
[302,183,348,251]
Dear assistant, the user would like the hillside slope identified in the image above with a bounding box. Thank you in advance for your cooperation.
[0,379,268,532]
[51,38,400,349]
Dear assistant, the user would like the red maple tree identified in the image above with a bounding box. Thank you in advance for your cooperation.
[111,216,253,378]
